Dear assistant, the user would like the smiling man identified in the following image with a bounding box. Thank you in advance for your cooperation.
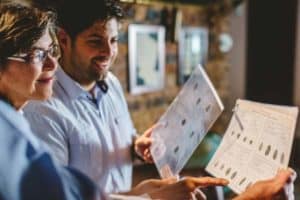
[24,0,153,194]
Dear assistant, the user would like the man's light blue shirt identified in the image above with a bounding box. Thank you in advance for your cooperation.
[24,67,136,193]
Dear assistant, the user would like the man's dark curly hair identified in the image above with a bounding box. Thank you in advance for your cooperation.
[57,0,124,39]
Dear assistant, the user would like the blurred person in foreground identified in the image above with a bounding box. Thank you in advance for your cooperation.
[0,2,100,199]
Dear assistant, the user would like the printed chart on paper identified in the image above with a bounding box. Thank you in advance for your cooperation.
[150,65,224,178]
[206,99,298,194]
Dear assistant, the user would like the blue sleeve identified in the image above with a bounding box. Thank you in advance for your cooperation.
[20,150,102,200]
[0,127,104,200]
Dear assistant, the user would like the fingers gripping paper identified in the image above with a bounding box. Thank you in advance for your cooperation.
[206,99,298,194]
[150,65,224,178]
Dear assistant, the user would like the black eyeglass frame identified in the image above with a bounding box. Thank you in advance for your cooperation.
[7,43,60,64]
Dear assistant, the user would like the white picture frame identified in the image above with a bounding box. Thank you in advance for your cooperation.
[128,24,166,95]
[178,27,209,84]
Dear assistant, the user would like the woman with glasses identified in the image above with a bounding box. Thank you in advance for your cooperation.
[0,2,101,200]
[1,7,60,107]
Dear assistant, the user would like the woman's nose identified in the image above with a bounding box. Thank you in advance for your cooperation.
[42,54,58,71]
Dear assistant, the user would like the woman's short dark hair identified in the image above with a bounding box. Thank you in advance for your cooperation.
[57,0,124,39]
[0,2,56,65]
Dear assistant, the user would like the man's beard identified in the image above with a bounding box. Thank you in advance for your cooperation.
[98,70,108,81]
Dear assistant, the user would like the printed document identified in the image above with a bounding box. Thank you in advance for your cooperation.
[206,99,298,194]
[150,65,224,178]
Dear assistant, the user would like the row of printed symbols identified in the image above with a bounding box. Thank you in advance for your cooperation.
[231,130,254,146]
[213,161,252,189]
[258,143,285,165]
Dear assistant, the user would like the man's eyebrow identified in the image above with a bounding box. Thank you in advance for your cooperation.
[87,33,119,39]
[87,34,103,38]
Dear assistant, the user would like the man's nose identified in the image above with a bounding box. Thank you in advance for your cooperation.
[99,42,113,57]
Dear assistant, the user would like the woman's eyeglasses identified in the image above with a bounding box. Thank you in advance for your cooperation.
[7,43,61,65]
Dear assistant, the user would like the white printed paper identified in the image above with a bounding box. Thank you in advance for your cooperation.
[109,194,150,200]
[150,65,224,178]
[206,99,298,194]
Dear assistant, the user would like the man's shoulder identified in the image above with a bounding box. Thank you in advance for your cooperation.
[106,72,124,93]
[24,98,81,134]
[25,97,65,112]
[24,97,73,121]
[106,72,119,84]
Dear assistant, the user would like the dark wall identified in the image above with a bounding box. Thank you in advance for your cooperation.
[246,0,298,105]
[112,3,232,134]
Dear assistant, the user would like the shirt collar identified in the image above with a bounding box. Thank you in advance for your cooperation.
[18,109,24,115]
[56,66,88,100]
[97,80,109,94]
[56,66,109,100]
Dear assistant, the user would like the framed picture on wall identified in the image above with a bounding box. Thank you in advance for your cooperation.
[178,27,209,84]
[128,24,165,95]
